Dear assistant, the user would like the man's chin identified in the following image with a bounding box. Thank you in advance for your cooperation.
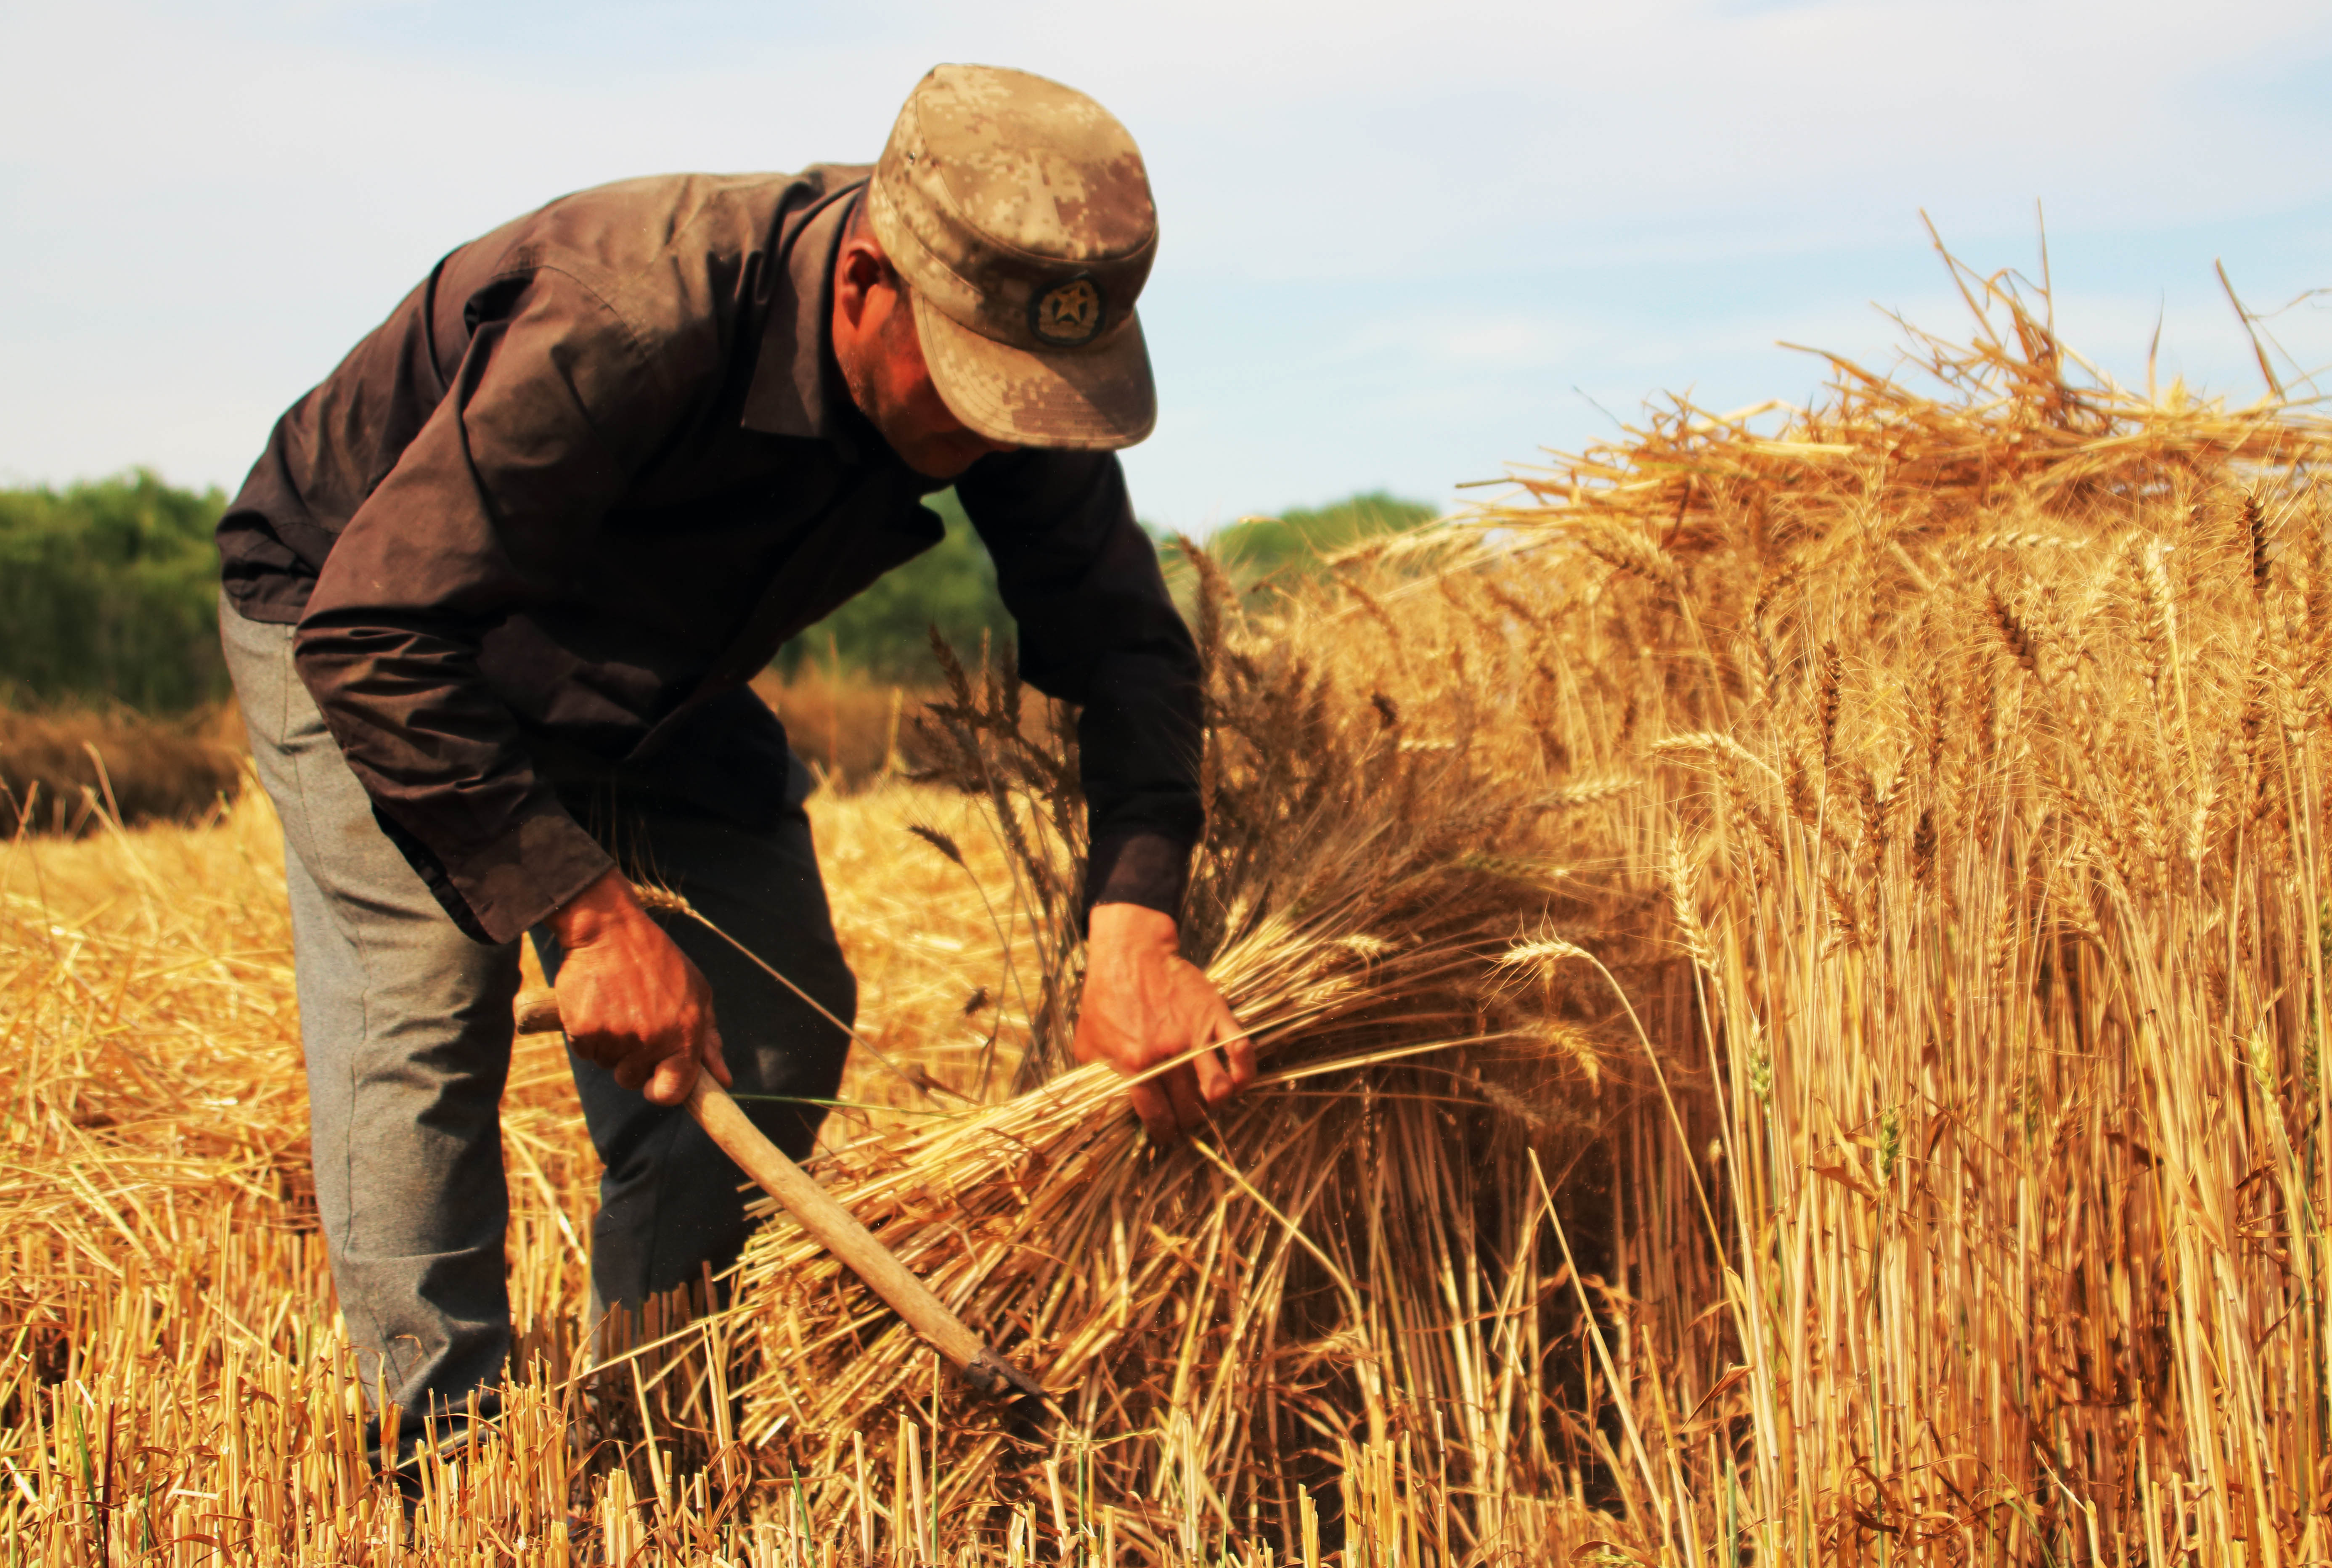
[878,420,1008,482]
[898,446,984,481]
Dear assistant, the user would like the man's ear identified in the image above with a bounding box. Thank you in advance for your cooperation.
[833,238,890,329]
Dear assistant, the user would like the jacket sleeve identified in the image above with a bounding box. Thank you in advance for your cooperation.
[292,267,672,944]
[956,450,1204,922]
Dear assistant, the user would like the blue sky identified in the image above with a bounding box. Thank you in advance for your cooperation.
[4,0,2329,531]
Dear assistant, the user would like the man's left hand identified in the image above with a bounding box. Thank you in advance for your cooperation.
[1072,903,1253,1142]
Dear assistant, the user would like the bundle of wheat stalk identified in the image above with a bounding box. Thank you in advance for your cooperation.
[730,600,1688,1562]
[732,249,2332,1566]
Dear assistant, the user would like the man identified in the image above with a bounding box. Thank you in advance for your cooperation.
[213,63,1253,1450]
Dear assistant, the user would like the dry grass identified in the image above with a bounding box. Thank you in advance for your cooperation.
[0,777,1057,1563]
[8,251,2332,1563]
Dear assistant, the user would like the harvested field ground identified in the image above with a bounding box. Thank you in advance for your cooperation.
[9,270,2332,1564]
[0,779,1033,1564]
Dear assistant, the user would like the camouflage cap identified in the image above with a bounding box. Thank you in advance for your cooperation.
[869,64,1158,450]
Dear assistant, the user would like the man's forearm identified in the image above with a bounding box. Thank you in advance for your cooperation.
[1086,831,1193,926]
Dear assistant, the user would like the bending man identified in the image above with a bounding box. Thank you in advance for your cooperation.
[212,64,1251,1454]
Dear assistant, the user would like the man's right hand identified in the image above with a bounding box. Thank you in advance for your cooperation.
[547,869,731,1107]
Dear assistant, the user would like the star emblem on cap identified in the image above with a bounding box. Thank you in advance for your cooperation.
[1031,276,1105,346]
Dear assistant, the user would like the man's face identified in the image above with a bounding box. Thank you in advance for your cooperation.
[832,236,1014,480]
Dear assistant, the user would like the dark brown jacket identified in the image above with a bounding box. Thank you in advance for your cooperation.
[217,166,1200,945]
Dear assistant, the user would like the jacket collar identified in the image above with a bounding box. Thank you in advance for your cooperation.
[740,179,864,456]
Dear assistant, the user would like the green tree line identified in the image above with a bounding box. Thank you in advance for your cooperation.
[1160,490,1437,595]
[0,471,231,711]
[0,476,1435,709]
[771,488,1012,680]
[771,489,1438,677]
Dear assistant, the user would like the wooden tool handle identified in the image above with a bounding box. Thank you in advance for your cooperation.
[514,988,1046,1408]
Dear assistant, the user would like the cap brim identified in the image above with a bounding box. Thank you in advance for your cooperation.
[913,291,1157,451]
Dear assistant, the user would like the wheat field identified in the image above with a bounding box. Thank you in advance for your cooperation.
[6,264,2332,1563]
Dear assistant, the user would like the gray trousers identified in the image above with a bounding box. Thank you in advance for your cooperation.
[220,603,855,1428]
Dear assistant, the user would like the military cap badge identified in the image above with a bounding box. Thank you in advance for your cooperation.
[1031,275,1105,347]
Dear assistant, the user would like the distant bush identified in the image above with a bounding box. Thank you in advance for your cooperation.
[769,489,1442,678]
[1200,491,1439,585]
[0,707,244,835]
[1150,490,1439,617]
[748,667,954,787]
[0,471,227,712]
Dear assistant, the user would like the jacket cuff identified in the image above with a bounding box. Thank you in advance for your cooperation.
[1084,830,1192,929]
[376,800,614,946]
